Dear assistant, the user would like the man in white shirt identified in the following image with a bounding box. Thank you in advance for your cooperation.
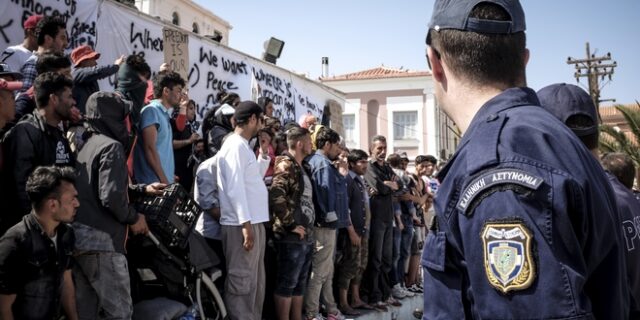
[216,101,270,320]
[0,15,42,75]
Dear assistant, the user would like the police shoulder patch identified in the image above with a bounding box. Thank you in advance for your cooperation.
[481,221,536,294]
[457,168,543,213]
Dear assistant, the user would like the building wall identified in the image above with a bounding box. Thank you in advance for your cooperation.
[135,0,231,45]
[324,76,457,160]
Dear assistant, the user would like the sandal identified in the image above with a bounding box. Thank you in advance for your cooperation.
[352,302,374,310]
[372,301,388,312]
[339,306,361,316]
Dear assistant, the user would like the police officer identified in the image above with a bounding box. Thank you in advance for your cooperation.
[538,83,640,318]
[422,0,629,319]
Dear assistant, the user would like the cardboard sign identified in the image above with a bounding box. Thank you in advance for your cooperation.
[163,27,189,81]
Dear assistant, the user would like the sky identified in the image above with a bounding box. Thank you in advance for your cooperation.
[195,0,639,105]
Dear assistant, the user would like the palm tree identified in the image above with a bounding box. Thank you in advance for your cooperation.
[599,102,640,167]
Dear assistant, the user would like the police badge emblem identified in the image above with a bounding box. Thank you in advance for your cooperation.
[481,222,535,293]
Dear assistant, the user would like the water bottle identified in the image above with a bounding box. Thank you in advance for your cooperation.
[429,179,439,195]
[178,304,198,320]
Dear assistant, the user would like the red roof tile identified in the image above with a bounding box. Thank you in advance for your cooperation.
[600,104,640,118]
[321,66,431,81]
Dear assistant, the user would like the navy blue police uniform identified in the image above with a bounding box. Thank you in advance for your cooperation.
[537,82,640,319]
[421,88,629,319]
[606,171,640,318]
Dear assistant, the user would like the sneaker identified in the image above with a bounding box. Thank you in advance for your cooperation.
[307,313,325,320]
[392,284,408,299]
[408,284,423,293]
[402,285,416,297]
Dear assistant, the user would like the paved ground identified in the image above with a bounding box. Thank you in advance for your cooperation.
[345,294,423,320]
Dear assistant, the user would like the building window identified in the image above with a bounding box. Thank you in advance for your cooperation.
[343,114,356,144]
[192,22,199,34]
[214,30,223,42]
[172,12,180,26]
[393,111,418,140]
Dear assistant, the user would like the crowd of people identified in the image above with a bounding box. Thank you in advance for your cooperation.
[0,13,442,320]
[2,0,640,319]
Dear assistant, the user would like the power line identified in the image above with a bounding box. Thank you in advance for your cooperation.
[566,42,617,119]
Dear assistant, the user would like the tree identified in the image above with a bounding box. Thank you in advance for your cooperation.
[599,102,640,168]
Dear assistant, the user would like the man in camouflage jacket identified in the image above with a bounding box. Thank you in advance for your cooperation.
[269,127,315,319]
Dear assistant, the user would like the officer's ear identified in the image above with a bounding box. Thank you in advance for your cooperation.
[523,48,530,67]
[427,47,445,84]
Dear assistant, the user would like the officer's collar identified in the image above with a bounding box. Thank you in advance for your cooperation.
[466,87,540,135]
[437,87,540,181]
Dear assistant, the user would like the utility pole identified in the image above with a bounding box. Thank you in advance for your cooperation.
[566,42,617,118]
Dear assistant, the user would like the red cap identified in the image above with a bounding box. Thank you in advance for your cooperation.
[23,15,43,29]
[0,78,23,91]
[71,45,101,66]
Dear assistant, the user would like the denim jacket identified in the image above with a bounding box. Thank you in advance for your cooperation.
[0,213,75,320]
[305,150,350,229]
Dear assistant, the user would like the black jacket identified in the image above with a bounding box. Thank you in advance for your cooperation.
[72,64,119,114]
[0,111,75,232]
[363,160,396,223]
[0,213,75,320]
[346,172,368,235]
[74,92,140,254]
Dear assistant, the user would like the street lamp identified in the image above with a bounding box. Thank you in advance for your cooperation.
[262,37,285,64]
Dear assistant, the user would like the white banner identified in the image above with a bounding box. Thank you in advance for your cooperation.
[0,0,344,123]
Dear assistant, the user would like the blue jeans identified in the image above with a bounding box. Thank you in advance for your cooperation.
[397,215,415,285]
[274,241,313,297]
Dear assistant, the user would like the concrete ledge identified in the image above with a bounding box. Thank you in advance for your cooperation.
[345,294,423,320]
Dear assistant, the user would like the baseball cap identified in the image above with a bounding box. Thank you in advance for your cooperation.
[537,83,598,137]
[0,63,23,80]
[215,103,235,117]
[234,101,263,124]
[399,152,409,161]
[0,78,23,91]
[415,155,437,164]
[427,0,526,43]
[23,15,43,29]
[71,45,101,66]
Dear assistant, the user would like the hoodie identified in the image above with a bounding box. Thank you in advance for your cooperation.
[74,91,139,254]
[115,62,148,132]
[205,103,234,158]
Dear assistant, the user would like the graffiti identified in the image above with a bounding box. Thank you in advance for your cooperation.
[129,22,163,52]
[10,0,75,21]
[2,0,338,124]
[252,67,289,95]
[299,94,319,113]
[188,63,200,87]
[198,46,219,67]
[0,19,13,44]
[206,70,238,91]
[68,18,96,48]
[221,57,248,75]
